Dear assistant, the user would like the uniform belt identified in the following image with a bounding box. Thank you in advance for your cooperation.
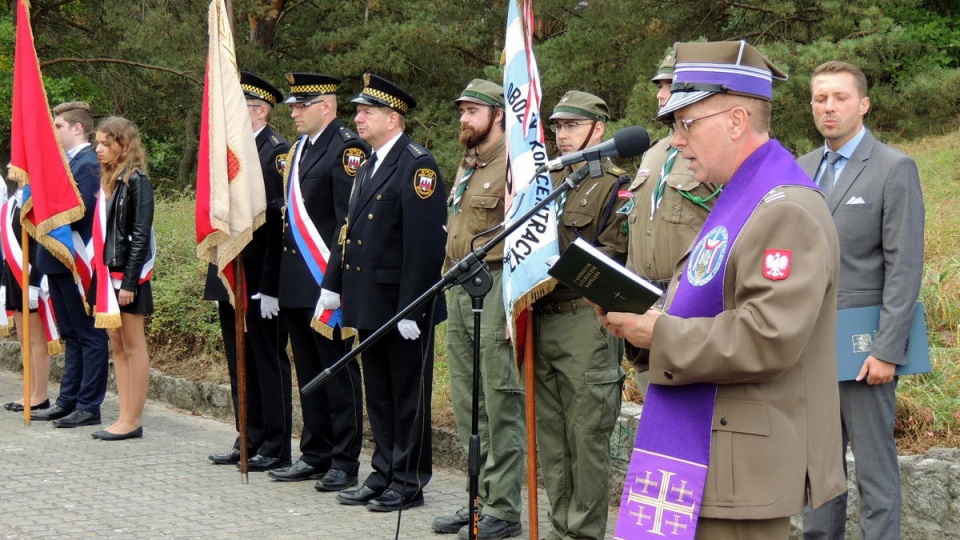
[651,279,671,292]
[533,297,592,315]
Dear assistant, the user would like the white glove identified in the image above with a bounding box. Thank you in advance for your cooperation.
[0,286,6,306]
[319,288,341,311]
[28,286,40,310]
[257,293,280,320]
[397,319,421,340]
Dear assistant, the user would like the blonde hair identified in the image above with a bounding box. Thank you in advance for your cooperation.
[96,116,147,194]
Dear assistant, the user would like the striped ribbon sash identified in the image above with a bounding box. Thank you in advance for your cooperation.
[1,197,62,352]
[91,188,155,329]
[286,139,352,339]
[449,166,474,215]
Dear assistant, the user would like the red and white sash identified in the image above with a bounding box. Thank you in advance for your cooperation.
[91,187,155,329]
[1,196,62,353]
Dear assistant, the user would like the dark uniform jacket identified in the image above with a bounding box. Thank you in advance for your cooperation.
[204,125,290,301]
[323,133,447,330]
[35,146,100,275]
[278,119,369,309]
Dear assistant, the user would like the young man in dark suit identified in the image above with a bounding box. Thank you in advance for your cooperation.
[32,102,109,428]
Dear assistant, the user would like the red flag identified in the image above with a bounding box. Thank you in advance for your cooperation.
[195,0,267,306]
[9,0,84,268]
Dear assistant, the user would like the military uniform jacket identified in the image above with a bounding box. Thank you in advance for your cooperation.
[626,136,720,282]
[541,159,631,304]
[278,119,369,309]
[443,134,507,272]
[637,185,846,519]
[323,133,447,330]
[204,125,290,301]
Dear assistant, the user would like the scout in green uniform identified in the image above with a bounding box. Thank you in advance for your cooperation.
[625,53,721,396]
[533,91,630,540]
[433,80,525,540]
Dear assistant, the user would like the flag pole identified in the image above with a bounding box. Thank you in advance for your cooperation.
[21,219,32,426]
[524,308,538,538]
[234,257,249,483]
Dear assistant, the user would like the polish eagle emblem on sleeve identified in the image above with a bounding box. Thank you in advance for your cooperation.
[762,249,791,280]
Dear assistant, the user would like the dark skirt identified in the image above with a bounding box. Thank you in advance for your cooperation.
[2,265,38,313]
[88,274,154,316]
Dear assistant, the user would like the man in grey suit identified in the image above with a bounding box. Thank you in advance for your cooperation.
[800,61,925,540]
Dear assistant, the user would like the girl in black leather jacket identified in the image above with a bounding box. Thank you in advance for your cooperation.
[90,116,154,441]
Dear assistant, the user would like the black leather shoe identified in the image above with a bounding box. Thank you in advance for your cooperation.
[434,507,471,533]
[315,468,358,492]
[337,485,383,506]
[244,454,290,472]
[52,410,101,428]
[32,405,75,421]
[266,459,324,481]
[91,427,143,441]
[457,515,522,540]
[7,399,50,413]
[366,488,424,512]
[208,448,242,465]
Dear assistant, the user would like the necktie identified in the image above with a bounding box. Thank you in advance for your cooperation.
[819,151,842,196]
[649,146,679,220]
[298,139,312,168]
[358,152,378,196]
[450,163,475,215]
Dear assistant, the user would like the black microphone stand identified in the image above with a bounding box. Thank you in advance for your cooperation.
[302,151,602,540]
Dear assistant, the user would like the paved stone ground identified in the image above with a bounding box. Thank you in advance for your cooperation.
[0,370,618,539]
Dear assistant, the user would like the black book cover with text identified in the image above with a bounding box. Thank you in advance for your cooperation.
[547,237,663,313]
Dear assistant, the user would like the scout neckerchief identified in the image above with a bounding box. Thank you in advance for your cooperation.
[614,140,815,539]
[649,146,679,219]
[91,181,156,329]
[449,155,477,215]
[285,135,353,340]
[1,194,62,353]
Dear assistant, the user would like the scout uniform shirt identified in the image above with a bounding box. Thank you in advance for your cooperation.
[626,136,721,284]
[443,134,507,272]
[541,158,631,304]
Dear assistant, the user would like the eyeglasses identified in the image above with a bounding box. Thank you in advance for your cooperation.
[290,99,326,111]
[673,108,735,134]
[549,121,593,133]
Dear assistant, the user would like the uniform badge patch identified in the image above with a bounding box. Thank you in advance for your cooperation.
[414,168,437,199]
[687,226,728,286]
[342,148,365,177]
[762,249,791,281]
[275,155,286,176]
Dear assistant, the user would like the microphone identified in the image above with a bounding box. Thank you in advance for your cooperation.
[537,126,650,173]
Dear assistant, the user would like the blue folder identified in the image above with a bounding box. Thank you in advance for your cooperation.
[834,302,931,381]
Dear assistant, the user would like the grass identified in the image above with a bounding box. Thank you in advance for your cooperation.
[148,130,960,454]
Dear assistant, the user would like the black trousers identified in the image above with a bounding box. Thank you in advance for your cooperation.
[359,326,433,497]
[284,308,363,473]
[47,272,109,413]
[218,300,292,461]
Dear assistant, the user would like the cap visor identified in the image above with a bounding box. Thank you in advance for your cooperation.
[656,90,715,121]
[456,96,493,107]
[549,111,590,121]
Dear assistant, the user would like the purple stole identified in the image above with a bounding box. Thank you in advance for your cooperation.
[614,141,816,539]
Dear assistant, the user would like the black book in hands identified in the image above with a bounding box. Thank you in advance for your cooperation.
[547,237,664,314]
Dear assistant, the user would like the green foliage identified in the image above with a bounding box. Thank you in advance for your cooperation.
[148,195,221,360]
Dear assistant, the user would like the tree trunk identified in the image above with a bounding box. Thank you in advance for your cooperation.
[247,0,286,48]
[178,106,200,193]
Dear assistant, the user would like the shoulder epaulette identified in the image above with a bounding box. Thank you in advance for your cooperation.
[338,126,357,141]
[269,134,287,147]
[406,142,427,157]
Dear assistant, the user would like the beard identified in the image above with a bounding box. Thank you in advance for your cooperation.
[458,109,496,149]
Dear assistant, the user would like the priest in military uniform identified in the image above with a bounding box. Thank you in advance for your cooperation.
[205,71,293,471]
[321,73,447,512]
[268,73,370,492]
